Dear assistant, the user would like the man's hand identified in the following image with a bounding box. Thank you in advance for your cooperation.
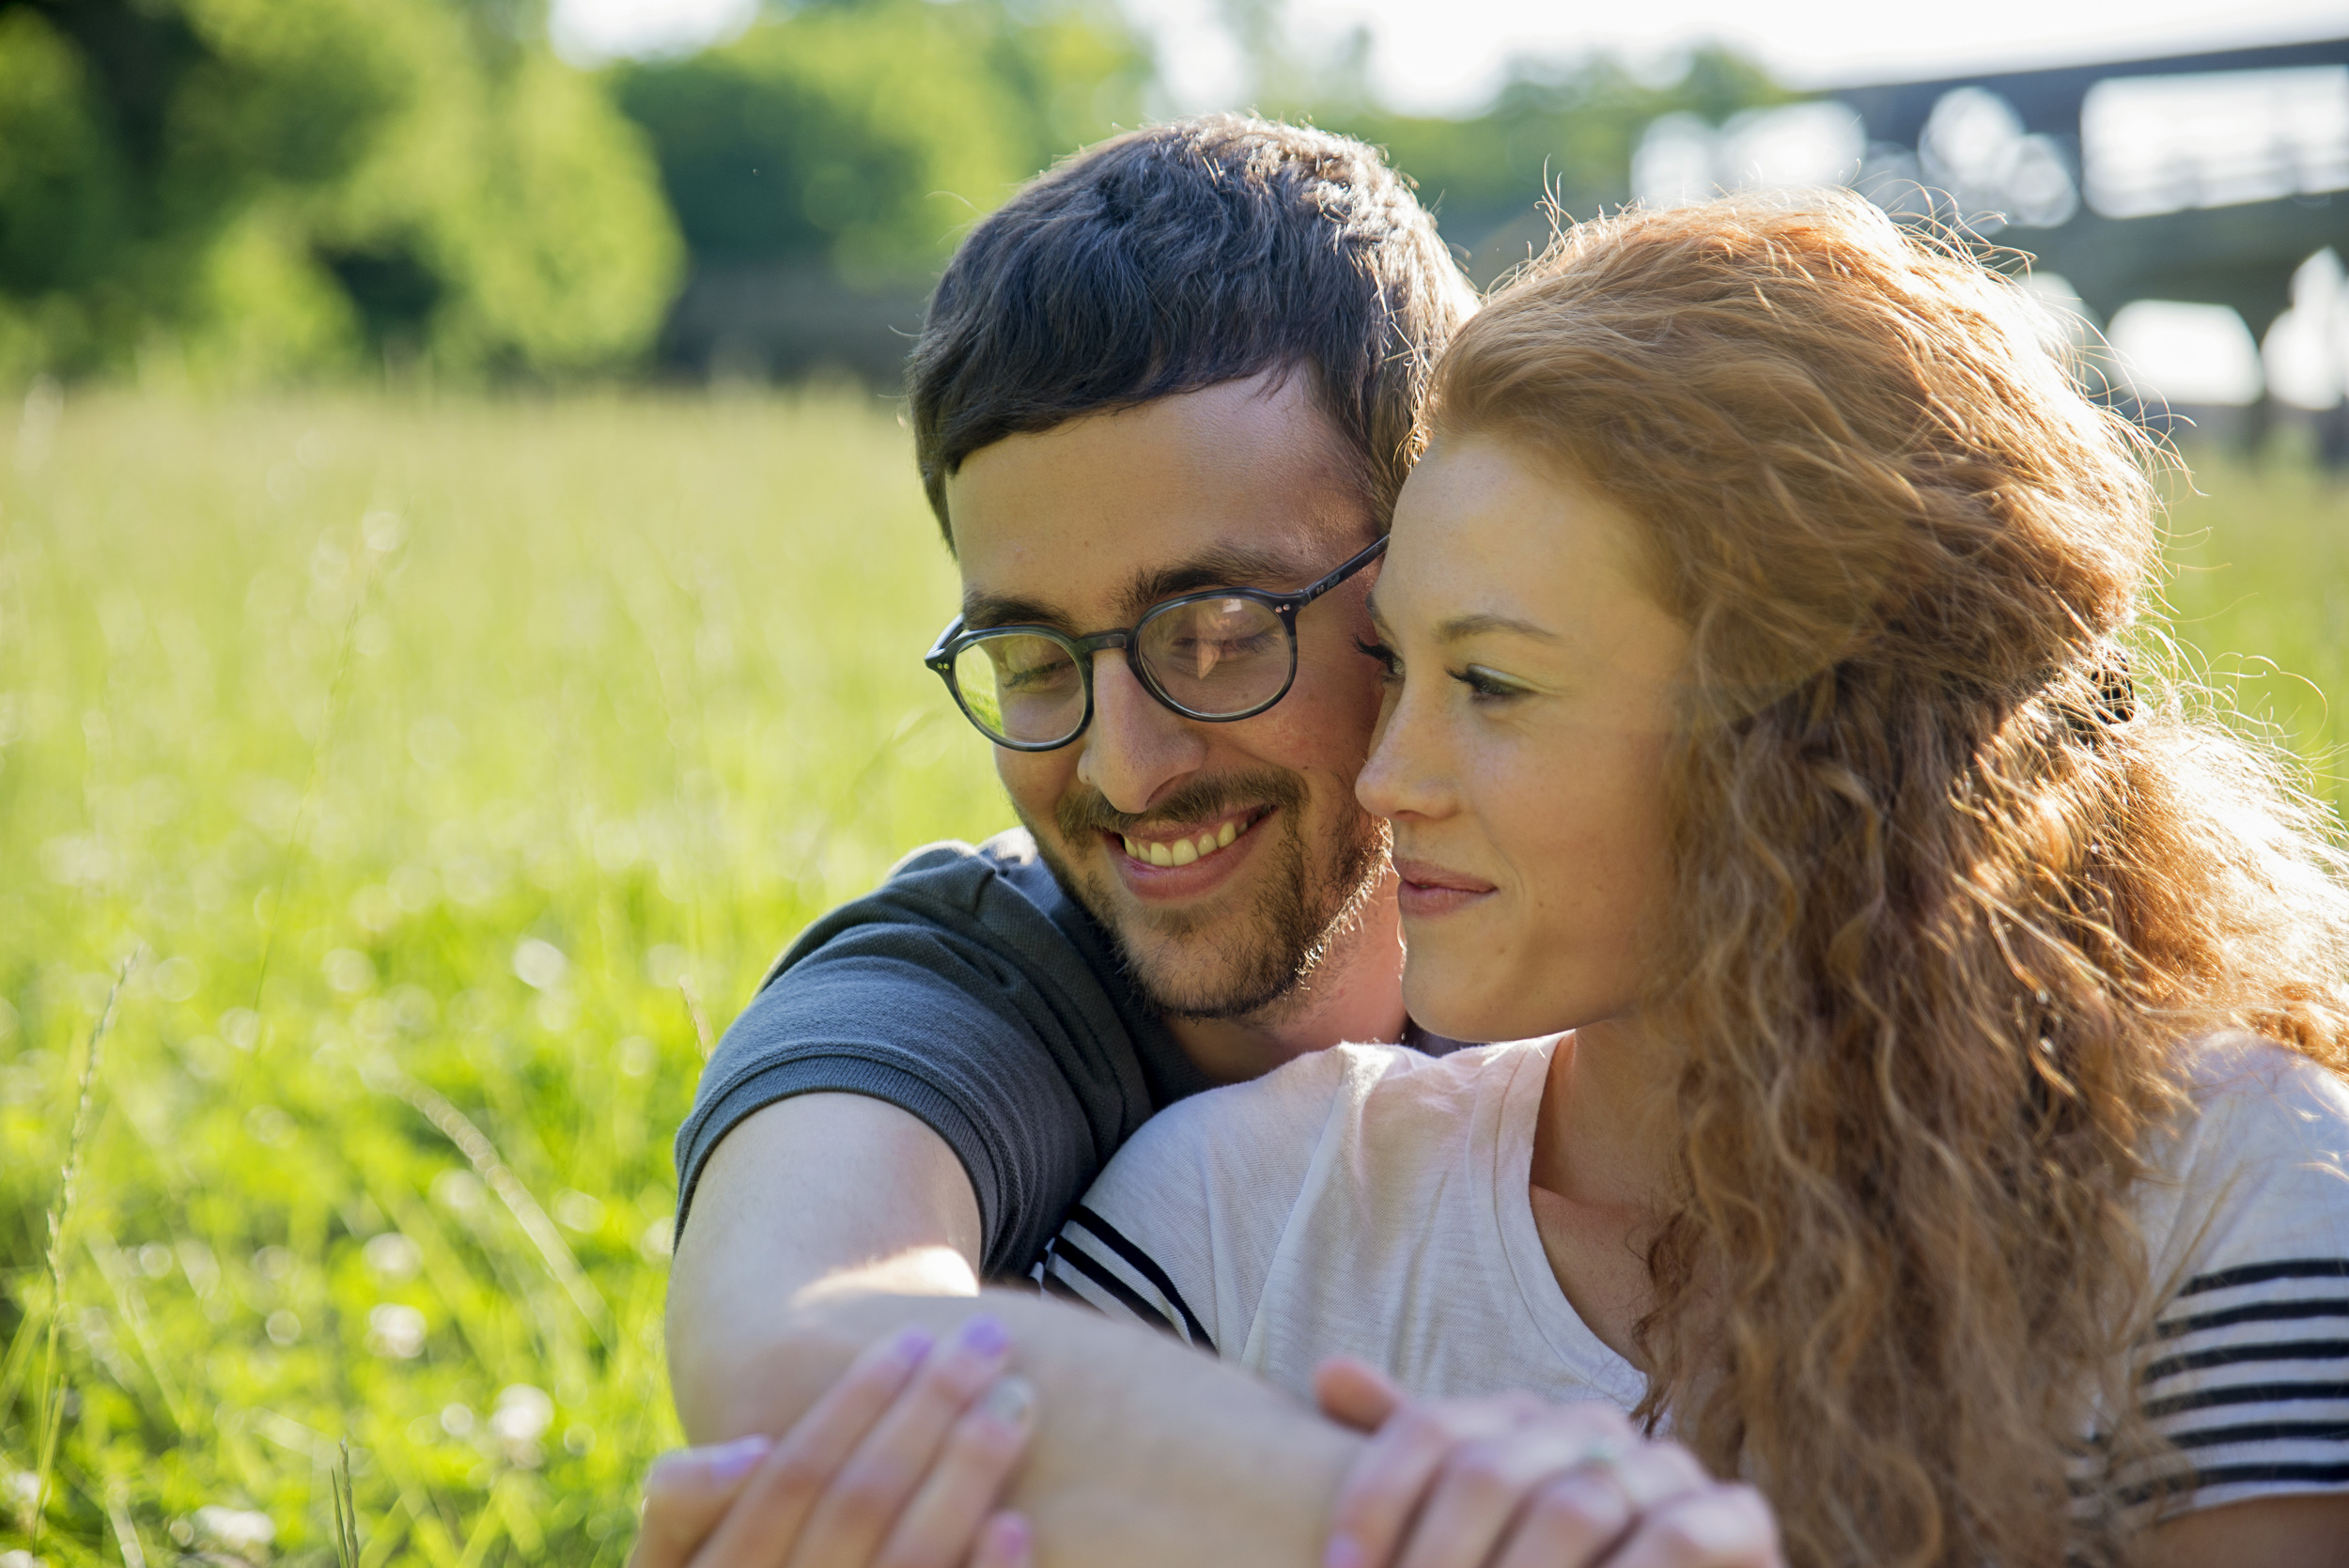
[1314,1358,1781,1568]
[631,1319,1034,1568]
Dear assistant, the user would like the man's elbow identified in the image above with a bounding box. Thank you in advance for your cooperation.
[669,1300,872,1443]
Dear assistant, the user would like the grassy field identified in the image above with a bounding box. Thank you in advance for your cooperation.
[1,390,2344,1566]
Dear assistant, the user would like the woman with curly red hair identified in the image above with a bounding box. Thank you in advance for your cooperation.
[1046,192,2349,1566]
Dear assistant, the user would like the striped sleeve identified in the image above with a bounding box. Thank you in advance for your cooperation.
[1036,1204,1217,1352]
[1031,1044,1374,1359]
[2123,1041,2349,1513]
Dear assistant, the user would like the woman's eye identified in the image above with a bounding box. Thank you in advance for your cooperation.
[1453,665,1527,701]
[1354,636,1401,679]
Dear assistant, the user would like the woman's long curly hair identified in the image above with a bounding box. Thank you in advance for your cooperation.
[1427,193,2349,1566]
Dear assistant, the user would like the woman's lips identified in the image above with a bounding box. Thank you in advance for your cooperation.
[1392,856,1497,918]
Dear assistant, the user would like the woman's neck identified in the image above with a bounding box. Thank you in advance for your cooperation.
[1524,1017,1680,1366]
[1529,1017,1677,1211]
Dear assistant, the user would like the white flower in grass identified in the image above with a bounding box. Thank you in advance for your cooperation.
[194,1504,276,1560]
[362,1232,420,1281]
[367,1303,427,1358]
[492,1384,552,1440]
[512,938,568,991]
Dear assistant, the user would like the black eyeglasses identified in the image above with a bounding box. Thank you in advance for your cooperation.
[925,535,1389,752]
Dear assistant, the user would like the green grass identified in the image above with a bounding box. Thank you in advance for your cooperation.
[0,388,1005,1564]
[0,393,2343,1565]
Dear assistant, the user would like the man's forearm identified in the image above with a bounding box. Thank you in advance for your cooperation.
[730,1288,1362,1568]
[667,1093,1361,1566]
[668,1094,985,1438]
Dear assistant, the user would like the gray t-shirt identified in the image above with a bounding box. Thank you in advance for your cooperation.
[674,830,1214,1278]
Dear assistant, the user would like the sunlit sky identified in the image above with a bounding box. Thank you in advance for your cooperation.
[555,0,2349,111]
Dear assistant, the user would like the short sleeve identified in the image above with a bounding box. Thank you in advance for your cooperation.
[674,835,1202,1278]
[1037,1046,1382,1357]
[2126,1039,2349,1514]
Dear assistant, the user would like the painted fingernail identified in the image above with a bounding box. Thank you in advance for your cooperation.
[977,1374,1036,1431]
[706,1434,771,1481]
[891,1324,937,1363]
[987,1512,1032,1560]
[1323,1532,1364,1568]
[956,1313,1010,1357]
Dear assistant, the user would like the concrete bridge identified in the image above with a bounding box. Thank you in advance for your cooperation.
[1834,36,2349,350]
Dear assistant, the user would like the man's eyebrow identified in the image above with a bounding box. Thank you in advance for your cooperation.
[960,590,1066,629]
[961,544,1322,631]
[1124,545,1319,614]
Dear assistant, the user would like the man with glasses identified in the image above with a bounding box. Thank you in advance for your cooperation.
[653,115,1479,1566]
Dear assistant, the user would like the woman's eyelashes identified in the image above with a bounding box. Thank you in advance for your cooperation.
[1357,638,1532,703]
[1453,664,1532,702]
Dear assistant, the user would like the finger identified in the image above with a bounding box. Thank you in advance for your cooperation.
[1315,1357,1405,1433]
[1483,1442,1718,1568]
[1486,1471,1636,1568]
[1586,1484,1781,1568]
[964,1512,1033,1568]
[1391,1413,1647,1568]
[627,1437,773,1568]
[1325,1394,1560,1568]
[872,1375,1037,1568]
[691,1324,937,1567]
[786,1313,1015,1568]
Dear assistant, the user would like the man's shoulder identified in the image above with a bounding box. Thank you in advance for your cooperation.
[765,829,1070,983]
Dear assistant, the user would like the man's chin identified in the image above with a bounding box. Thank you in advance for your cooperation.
[1030,803,1387,1026]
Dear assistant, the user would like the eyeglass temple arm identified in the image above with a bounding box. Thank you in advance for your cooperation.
[1290,534,1390,609]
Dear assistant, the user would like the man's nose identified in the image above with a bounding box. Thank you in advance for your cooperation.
[1077,651,1207,815]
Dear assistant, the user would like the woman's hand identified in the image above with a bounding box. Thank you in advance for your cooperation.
[1314,1358,1781,1568]
[630,1317,1036,1568]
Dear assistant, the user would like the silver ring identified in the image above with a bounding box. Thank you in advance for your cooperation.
[1572,1435,1627,1472]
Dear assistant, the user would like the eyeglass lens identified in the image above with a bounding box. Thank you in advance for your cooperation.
[951,595,1292,746]
[951,634,1086,747]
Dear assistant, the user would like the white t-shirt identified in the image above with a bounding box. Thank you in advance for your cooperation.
[1039,1033,2349,1515]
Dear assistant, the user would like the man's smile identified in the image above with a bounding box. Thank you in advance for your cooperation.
[1112,807,1271,868]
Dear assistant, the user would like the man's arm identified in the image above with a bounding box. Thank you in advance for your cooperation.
[665,1094,1364,1567]
[714,1288,1361,1568]
[668,1094,984,1439]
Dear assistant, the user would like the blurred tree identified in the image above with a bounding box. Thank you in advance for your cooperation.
[614,0,1153,285]
[1318,46,1792,281]
[0,0,681,383]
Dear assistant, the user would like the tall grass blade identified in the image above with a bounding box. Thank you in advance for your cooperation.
[26,951,136,1545]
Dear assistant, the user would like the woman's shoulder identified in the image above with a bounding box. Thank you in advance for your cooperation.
[1131,1035,1548,1158]
[2127,1034,2349,1515]
[2164,1032,2349,1173]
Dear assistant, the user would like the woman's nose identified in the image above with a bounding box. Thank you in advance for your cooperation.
[1356,688,1446,822]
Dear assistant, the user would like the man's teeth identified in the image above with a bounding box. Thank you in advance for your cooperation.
[1122,817,1245,868]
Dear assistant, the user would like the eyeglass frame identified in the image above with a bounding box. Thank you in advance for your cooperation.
[923,533,1391,753]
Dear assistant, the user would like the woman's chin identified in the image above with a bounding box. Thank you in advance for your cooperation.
[1401,968,1523,1047]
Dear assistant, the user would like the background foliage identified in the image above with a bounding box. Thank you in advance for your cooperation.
[0,0,682,382]
[0,0,1793,385]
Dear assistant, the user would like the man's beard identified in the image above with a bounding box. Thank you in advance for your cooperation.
[1020,768,1389,1022]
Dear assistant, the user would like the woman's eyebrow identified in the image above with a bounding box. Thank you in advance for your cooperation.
[1436,611,1560,644]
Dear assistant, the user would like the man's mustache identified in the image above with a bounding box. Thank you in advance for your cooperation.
[1055,770,1307,840]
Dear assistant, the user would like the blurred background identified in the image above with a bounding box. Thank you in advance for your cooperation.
[3,3,2346,1564]
[4,0,2346,426]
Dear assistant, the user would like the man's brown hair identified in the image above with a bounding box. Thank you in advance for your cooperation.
[908,115,1474,539]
